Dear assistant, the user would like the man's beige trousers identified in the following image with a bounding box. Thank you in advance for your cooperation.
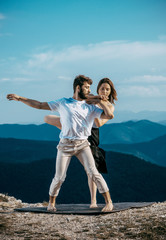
[49,139,109,197]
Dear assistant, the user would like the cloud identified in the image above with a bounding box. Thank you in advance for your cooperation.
[57,76,72,81]
[0,14,11,38]
[1,39,166,113]
[26,40,166,70]
[0,13,6,20]
[0,77,33,82]
[0,33,13,37]
[118,85,162,97]
[1,39,166,106]
[0,33,12,37]
[158,35,166,41]
[13,77,32,82]
[125,75,166,84]
[1,78,10,81]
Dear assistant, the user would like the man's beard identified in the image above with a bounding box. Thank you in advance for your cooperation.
[78,88,88,99]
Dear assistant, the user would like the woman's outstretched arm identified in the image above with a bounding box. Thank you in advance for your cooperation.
[44,115,62,129]
[95,101,114,127]
[86,95,114,127]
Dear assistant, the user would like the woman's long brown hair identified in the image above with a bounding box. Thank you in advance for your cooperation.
[97,78,118,104]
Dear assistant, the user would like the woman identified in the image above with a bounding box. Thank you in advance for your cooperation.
[44,78,117,208]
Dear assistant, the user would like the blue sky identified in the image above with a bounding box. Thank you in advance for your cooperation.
[0,0,166,123]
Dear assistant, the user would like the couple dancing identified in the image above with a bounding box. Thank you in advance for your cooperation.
[7,75,117,212]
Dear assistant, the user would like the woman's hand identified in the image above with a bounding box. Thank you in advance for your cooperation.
[98,95,108,101]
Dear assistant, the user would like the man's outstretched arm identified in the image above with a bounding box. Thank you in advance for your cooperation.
[6,94,50,110]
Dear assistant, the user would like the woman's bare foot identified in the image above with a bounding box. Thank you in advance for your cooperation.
[47,202,56,212]
[90,202,98,208]
[101,201,113,212]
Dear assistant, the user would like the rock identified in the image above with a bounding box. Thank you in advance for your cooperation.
[0,193,166,240]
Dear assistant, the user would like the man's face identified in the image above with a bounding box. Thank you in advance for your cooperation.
[79,82,91,99]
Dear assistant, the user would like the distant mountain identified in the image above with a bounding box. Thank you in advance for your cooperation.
[99,120,166,144]
[4,110,165,124]
[0,152,166,204]
[0,123,60,141]
[101,134,166,167]
[1,132,166,168]
[0,138,58,163]
[1,120,166,144]
[112,110,166,123]
[159,120,166,126]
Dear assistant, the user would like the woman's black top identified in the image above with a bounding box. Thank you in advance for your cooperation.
[88,127,108,173]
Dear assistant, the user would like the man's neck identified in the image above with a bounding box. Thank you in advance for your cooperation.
[72,93,84,101]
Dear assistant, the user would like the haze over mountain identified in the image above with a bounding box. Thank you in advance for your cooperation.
[2,111,166,125]
[112,110,166,123]
[159,120,166,126]
[1,120,166,144]
[99,120,166,144]
[101,134,166,167]
[0,124,60,142]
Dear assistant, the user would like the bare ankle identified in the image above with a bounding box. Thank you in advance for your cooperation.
[48,202,55,207]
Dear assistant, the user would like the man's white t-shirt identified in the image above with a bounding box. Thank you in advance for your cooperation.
[48,97,103,140]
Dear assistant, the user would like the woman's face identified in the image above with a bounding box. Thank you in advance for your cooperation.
[98,83,111,97]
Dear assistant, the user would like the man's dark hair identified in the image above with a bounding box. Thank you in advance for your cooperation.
[73,75,93,92]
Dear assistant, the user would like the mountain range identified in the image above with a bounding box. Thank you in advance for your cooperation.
[0,119,166,203]
[1,120,166,144]
[1,130,165,168]
[0,151,166,204]
[111,110,166,123]
[101,134,166,167]
[3,110,165,124]
[0,123,60,141]
[0,138,58,163]
[99,120,166,144]
[1,119,166,168]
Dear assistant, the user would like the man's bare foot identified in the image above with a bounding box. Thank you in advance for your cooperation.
[47,203,56,212]
[101,201,113,212]
[90,202,98,208]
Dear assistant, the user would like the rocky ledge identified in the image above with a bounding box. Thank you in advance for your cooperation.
[0,194,166,240]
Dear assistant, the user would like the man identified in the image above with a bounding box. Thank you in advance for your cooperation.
[7,75,114,212]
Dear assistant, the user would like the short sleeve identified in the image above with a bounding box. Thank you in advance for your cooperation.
[92,105,103,119]
[47,98,63,112]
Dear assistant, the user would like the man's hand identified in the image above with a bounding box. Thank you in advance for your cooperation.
[7,94,20,101]
[86,95,108,105]
[6,93,50,110]
[86,98,100,104]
